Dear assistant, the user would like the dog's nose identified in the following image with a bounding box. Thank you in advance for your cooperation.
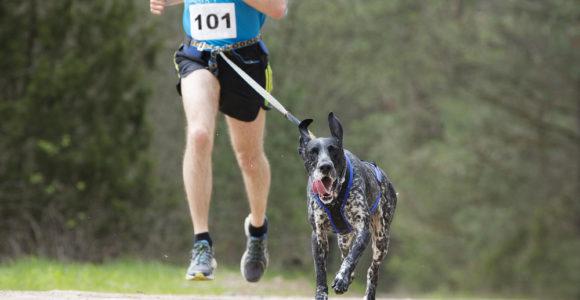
[319,163,332,174]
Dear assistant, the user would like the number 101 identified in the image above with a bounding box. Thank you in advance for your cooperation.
[194,13,231,30]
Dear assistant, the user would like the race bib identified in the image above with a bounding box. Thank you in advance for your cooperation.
[189,3,237,41]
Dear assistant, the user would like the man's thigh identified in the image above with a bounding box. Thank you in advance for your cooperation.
[181,69,220,129]
[226,109,267,154]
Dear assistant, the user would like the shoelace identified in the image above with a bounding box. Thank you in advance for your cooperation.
[192,243,212,266]
[247,238,266,262]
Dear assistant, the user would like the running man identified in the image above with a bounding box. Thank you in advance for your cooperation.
[150,0,286,282]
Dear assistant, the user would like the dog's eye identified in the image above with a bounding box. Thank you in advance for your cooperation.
[309,147,319,155]
[328,145,340,155]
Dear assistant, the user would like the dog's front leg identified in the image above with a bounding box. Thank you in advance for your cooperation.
[311,230,329,300]
[332,227,371,294]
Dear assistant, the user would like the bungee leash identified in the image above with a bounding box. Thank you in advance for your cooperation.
[218,52,303,127]
[188,35,314,137]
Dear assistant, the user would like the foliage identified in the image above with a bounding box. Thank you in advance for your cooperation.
[0,1,157,260]
[1,0,578,299]
[260,0,579,298]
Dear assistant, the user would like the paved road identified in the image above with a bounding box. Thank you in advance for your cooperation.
[0,291,415,300]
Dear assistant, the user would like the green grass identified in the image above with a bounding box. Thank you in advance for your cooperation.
[0,258,527,299]
[0,257,316,296]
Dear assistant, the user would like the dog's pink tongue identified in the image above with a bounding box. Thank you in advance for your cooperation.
[312,180,327,196]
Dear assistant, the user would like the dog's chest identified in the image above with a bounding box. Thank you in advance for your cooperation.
[309,175,369,234]
[307,152,386,235]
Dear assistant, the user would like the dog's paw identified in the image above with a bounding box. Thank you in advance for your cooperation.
[315,286,328,300]
[363,294,375,300]
[331,273,350,294]
[363,292,375,300]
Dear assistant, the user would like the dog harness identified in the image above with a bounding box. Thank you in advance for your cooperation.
[312,155,383,234]
[364,161,384,214]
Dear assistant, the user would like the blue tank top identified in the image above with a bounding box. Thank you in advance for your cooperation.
[183,0,266,47]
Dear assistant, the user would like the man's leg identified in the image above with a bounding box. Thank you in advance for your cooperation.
[226,109,270,228]
[181,69,220,280]
[226,109,271,282]
[181,69,219,234]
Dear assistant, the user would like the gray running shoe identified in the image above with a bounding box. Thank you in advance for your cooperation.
[240,215,269,282]
[185,240,217,281]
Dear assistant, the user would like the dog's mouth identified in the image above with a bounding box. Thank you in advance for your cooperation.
[312,176,335,200]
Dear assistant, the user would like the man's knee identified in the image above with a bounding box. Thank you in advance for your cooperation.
[186,126,213,153]
[235,150,268,172]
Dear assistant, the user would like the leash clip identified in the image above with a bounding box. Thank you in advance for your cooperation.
[208,49,221,74]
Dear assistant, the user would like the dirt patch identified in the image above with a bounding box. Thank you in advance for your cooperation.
[0,291,404,300]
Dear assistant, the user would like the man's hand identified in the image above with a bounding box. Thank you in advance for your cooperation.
[150,0,166,15]
[151,0,183,15]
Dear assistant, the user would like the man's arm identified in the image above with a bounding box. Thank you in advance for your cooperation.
[150,0,183,15]
[243,0,287,20]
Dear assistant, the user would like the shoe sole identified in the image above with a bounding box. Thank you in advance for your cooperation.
[185,272,214,281]
[185,258,217,281]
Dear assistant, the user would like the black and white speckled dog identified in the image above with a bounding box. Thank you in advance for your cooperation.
[298,113,397,300]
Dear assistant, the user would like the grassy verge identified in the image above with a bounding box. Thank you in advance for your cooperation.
[0,258,528,299]
[0,257,319,296]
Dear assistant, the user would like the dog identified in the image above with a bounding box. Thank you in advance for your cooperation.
[297,113,397,300]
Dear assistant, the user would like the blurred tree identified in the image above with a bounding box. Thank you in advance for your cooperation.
[0,0,158,260]
[447,1,580,298]
[259,0,579,298]
[1,0,578,299]
[145,0,579,297]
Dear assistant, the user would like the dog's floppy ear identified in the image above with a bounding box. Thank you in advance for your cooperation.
[298,119,313,156]
[328,112,343,146]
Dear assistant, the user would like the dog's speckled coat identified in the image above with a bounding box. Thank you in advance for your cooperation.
[298,113,397,300]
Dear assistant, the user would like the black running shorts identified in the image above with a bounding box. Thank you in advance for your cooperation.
[174,41,273,122]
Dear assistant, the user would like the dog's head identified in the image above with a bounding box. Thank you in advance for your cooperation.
[298,112,346,203]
